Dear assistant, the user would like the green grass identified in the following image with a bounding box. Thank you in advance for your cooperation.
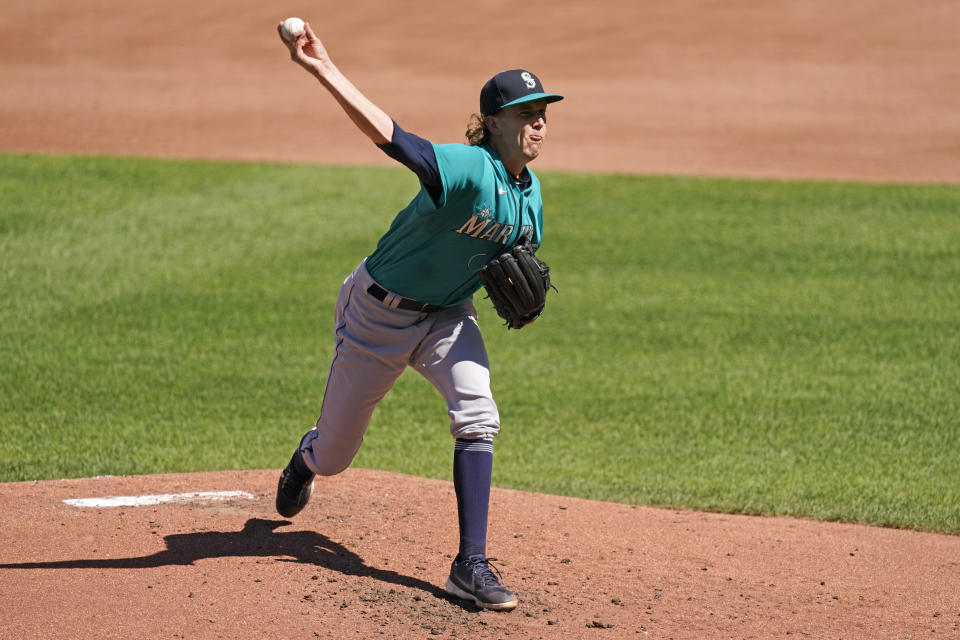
[2,153,958,533]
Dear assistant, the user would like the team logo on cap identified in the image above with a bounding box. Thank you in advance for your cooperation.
[520,72,536,89]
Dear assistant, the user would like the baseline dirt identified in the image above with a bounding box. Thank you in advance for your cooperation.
[1,0,958,183]
[2,0,960,638]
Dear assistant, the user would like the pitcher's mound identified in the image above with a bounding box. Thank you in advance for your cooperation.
[2,468,957,638]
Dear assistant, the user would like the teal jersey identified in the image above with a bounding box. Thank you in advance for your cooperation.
[365,143,544,307]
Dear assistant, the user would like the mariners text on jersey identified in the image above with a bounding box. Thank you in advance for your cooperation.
[455,210,533,246]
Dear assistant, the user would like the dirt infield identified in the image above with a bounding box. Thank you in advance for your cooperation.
[3,470,959,639]
[2,0,960,638]
[1,0,958,183]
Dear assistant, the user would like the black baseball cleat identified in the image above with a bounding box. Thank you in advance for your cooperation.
[444,556,518,611]
[275,449,315,518]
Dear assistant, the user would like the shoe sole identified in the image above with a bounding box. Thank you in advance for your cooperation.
[276,479,314,518]
[444,578,518,611]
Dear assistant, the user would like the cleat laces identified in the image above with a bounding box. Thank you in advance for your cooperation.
[466,557,505,587]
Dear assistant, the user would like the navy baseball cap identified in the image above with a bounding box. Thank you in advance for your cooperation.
[480,69,564,115]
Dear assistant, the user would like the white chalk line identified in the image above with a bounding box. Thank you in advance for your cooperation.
[63,490,257,508]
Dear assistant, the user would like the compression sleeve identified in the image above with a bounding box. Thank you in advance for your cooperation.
[377,121,443,204]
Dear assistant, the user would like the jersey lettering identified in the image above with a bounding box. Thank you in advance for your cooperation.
[456,215,490,237]
[455,217,525,246]
[478,223,501,241]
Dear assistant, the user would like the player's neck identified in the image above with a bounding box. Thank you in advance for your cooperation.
[504,159,529,181]
[489,140,530,181]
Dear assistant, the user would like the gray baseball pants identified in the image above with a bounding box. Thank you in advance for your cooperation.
[299,260,500,476]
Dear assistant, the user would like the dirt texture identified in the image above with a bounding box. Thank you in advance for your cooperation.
[2,0,960,638]
[1,0,958,183]
[2,470,959,639]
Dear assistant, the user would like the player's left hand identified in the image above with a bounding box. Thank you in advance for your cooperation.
[477,240,554,330]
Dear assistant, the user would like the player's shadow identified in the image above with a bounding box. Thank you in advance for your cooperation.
[1,518,468,607]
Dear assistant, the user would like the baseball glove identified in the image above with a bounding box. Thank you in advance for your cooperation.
[477,240,554,329]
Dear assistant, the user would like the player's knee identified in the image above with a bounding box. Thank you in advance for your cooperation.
[302,445,358,476]
[448,395,499,439]
[300,427,362,476]
[309,456,354,476]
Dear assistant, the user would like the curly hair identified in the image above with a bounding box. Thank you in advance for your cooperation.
[465,113,489,146]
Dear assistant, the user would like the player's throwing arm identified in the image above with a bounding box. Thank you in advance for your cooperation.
[277,18,392,144]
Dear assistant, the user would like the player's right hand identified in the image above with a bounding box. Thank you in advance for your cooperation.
[278,21,331,77]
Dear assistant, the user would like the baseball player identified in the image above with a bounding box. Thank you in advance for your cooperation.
[274,20,562,611]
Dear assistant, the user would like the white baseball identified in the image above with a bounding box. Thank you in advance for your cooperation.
[281,17,305,42]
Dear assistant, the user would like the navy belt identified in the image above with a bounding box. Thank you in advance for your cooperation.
[366,283,445,313]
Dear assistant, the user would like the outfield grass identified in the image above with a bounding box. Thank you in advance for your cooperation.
[1,153,958,533]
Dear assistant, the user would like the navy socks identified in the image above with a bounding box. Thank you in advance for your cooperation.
[453,438,494,561]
